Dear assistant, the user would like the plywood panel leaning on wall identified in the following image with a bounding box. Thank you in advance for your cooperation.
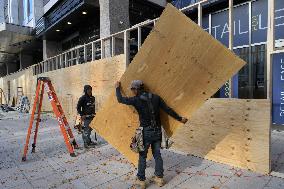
[34,55,126,122]
[171,99,271,174]
[90,4,246,165]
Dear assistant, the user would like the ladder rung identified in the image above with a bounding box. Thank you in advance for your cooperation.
[58,115,65,119]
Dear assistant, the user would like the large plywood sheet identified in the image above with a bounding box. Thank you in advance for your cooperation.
[172,99,271,174]
[90,4,246,165]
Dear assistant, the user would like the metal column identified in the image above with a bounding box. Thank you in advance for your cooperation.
[267,0,275,99]
[228,0,234,98]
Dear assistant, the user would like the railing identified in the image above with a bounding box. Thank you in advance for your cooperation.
[36,0,84,36]
[43,0,52,6]
[35,17,46,35]
[31,18,159,75]
[172,0,201,9]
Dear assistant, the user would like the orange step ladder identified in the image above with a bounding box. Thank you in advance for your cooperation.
[22,77,78,161]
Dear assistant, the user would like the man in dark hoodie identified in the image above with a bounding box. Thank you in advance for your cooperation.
[77,85,96,148]
[115,80,188,188]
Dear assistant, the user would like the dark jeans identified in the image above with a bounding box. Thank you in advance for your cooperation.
[82,118,93,144]
[137,127,164,181]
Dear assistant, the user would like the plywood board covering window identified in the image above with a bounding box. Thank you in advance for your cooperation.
[172,98,270,174]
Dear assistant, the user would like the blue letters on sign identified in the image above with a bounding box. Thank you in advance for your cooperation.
[252,0,284,44]
[275,0,284,41]
[252,0,268,44]
[173,0,284,47]
[211,3,250,47]
[172,0,197,9]
[272,53,284,125]
[234,4,250,47]
[211,10,229,47]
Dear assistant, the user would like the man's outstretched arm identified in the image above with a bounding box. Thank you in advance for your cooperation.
[115,82,136,105]
[159,97,188,124]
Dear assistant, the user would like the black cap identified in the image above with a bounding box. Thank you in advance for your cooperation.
[84,85,92,94]
[130,80,144,90]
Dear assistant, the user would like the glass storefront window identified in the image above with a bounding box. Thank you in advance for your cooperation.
[234,44,267,99]
[23,0,33,24]
[235,47,250,98]
[251,45,266,99]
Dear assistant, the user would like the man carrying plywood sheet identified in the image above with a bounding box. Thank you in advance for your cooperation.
[90,3,246,187]
[115,80,188,188]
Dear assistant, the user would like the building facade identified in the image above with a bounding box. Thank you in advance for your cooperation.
[0,0,167,76]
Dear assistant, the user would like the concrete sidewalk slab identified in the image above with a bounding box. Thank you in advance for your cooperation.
[0,111,284,189]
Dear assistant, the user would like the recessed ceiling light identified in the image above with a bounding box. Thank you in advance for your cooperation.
[56,29,60,32]
[82,11,87,15]
[67,22,72,25]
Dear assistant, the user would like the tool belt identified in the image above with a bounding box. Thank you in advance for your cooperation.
[74,115,83,134]
[161,127,173,149]
[130,127,145,153]
[85,114,96,119]
[144,125,161,131]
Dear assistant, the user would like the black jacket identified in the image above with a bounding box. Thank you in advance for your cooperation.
[116,87,182,128]
[77,94,96,117]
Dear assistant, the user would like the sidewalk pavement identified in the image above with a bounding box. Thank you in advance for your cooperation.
[0,111,284,189]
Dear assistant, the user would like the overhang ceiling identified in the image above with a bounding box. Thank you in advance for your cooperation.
[0,22,34,62]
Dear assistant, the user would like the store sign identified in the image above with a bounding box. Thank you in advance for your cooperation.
[272,53,284,125]
[208,0,284,98]
[210,0,284,47]
[174,0,284,46]
[210,4,249,47]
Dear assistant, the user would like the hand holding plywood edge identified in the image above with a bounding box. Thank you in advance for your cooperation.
[180,117,188,124]
[115,81,121,88]
[90,4,246,165]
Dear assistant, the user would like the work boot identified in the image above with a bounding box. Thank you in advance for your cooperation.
[89,140,97,146]
[84,143,90,149]
[153,176,164,187]
[135,178,146,189]
[87,141,96,148]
